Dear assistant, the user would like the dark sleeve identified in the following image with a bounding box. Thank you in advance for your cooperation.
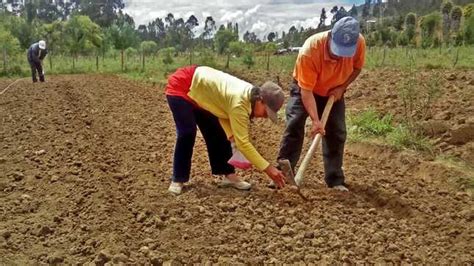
[31,45,41,64]
[39,48,48,60]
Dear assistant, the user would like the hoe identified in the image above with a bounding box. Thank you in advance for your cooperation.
[279,95,335,200]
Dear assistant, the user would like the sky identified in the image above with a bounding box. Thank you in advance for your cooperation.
[123,0,366,40]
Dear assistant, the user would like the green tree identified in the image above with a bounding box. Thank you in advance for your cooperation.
[201,16,216,49]
[464,4,474,18]
[349,4,358,18]
[214,28,238,55]
[450,6,463,33]
[464,14,474,44]
[404,13,417,46]
[242,46,255,69]
[161,47,175,71]
[39,21,65,70]
[3,15,35,50]
[226,41,244,69]
[450,6,464,45]
[108,22,139,71]
[441,0,453,44]
[125,47,137,60]
[36,0,61,23]
[420,12,442,48]
[243,31,260,44]
[140,40,157,71]
[184,14,199,60]
[264,42,277,71]
[146,18,166,47]
[80,0,125,27]
[362,0,371,20]
[64,15,102,69]
[0,27,21,74]
[318,8,327,28]
[267,32,276,42]
[228,41,244,57]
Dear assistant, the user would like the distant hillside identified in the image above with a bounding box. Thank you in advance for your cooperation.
[355,0,473,18]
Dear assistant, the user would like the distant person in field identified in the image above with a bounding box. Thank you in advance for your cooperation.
[27,40,48,83]
[276,16,366,192]
[165,65,286,195]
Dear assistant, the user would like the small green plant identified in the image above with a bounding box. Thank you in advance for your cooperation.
[161,47,175,70]
[388,124,433,152]
[397,70,441,127]
[242,53,255,69]
[347,109,433,152]
[197,49,217,68]
[348,109,394,139]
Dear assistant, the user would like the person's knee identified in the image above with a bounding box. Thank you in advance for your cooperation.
[177,131,196,139]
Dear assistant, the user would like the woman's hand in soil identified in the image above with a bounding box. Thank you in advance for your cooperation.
[265,165,286,188]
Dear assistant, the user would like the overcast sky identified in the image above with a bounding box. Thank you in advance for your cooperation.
[123,0,365,39]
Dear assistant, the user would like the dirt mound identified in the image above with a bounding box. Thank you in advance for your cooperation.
[346,69,474,163]
[0,73,472,264]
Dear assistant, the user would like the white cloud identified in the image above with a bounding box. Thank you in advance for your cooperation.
[220,10,244,23]
[123,0,358,40]
[244,4,261,16]
[250,20,269,35]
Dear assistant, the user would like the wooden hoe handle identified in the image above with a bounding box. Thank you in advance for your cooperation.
[294,95,335,186]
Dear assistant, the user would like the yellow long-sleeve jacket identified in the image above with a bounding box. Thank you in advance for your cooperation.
[187,66,269,171]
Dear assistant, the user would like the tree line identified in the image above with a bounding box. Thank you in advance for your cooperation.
[1,0,474,75]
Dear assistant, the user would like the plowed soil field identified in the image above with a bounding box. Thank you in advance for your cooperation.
[0,70,472,264]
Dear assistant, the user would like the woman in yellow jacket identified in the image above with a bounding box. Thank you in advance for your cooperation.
[165,65,286,194]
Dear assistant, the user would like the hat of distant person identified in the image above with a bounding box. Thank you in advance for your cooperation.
[39,40,46,50]
[330,16,360,57]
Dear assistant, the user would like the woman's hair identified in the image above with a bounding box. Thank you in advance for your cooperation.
[250,86,261,119]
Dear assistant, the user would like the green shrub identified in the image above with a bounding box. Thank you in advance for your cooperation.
[388,125,433,152]
[197,49,217,68]
[348,109,394,137]
[242,53,255,69]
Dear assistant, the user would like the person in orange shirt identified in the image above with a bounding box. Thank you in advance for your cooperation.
[276,16,366,192]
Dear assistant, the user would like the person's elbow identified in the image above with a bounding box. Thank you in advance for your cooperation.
[300,88,314,100]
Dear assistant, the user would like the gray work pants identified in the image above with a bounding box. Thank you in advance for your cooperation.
[277,79,347,187]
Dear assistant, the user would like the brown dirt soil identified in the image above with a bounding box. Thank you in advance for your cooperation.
[0,72,473,264]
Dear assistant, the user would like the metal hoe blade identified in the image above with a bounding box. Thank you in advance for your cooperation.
[278,159,308,201]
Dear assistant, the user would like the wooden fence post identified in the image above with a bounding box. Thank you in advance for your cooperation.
[382,46,387,66]
[3,47,7,74]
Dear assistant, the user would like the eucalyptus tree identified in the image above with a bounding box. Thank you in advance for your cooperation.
[264,42,277,71]
[465,14,474,44]
[201,16,216,49]
[404,12,417,46]
[0,27,21,74]
[441,0,453,44]
[267,32,276,42]
[80,0,125,27]
[107,21,139,71]
[318,8,327,28]
[146,18,166,47]
[184,15,199,63]
[39,21,65,70]
[420,12,443,48]
[64,15,103,69]
[140,40,157,71]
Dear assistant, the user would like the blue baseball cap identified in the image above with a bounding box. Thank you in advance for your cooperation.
[330,16,360,57]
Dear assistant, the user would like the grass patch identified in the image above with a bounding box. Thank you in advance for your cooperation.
[3,46,474,79]
[348,109,393,137]
[387,124,433,152]
[348,109,433,152]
